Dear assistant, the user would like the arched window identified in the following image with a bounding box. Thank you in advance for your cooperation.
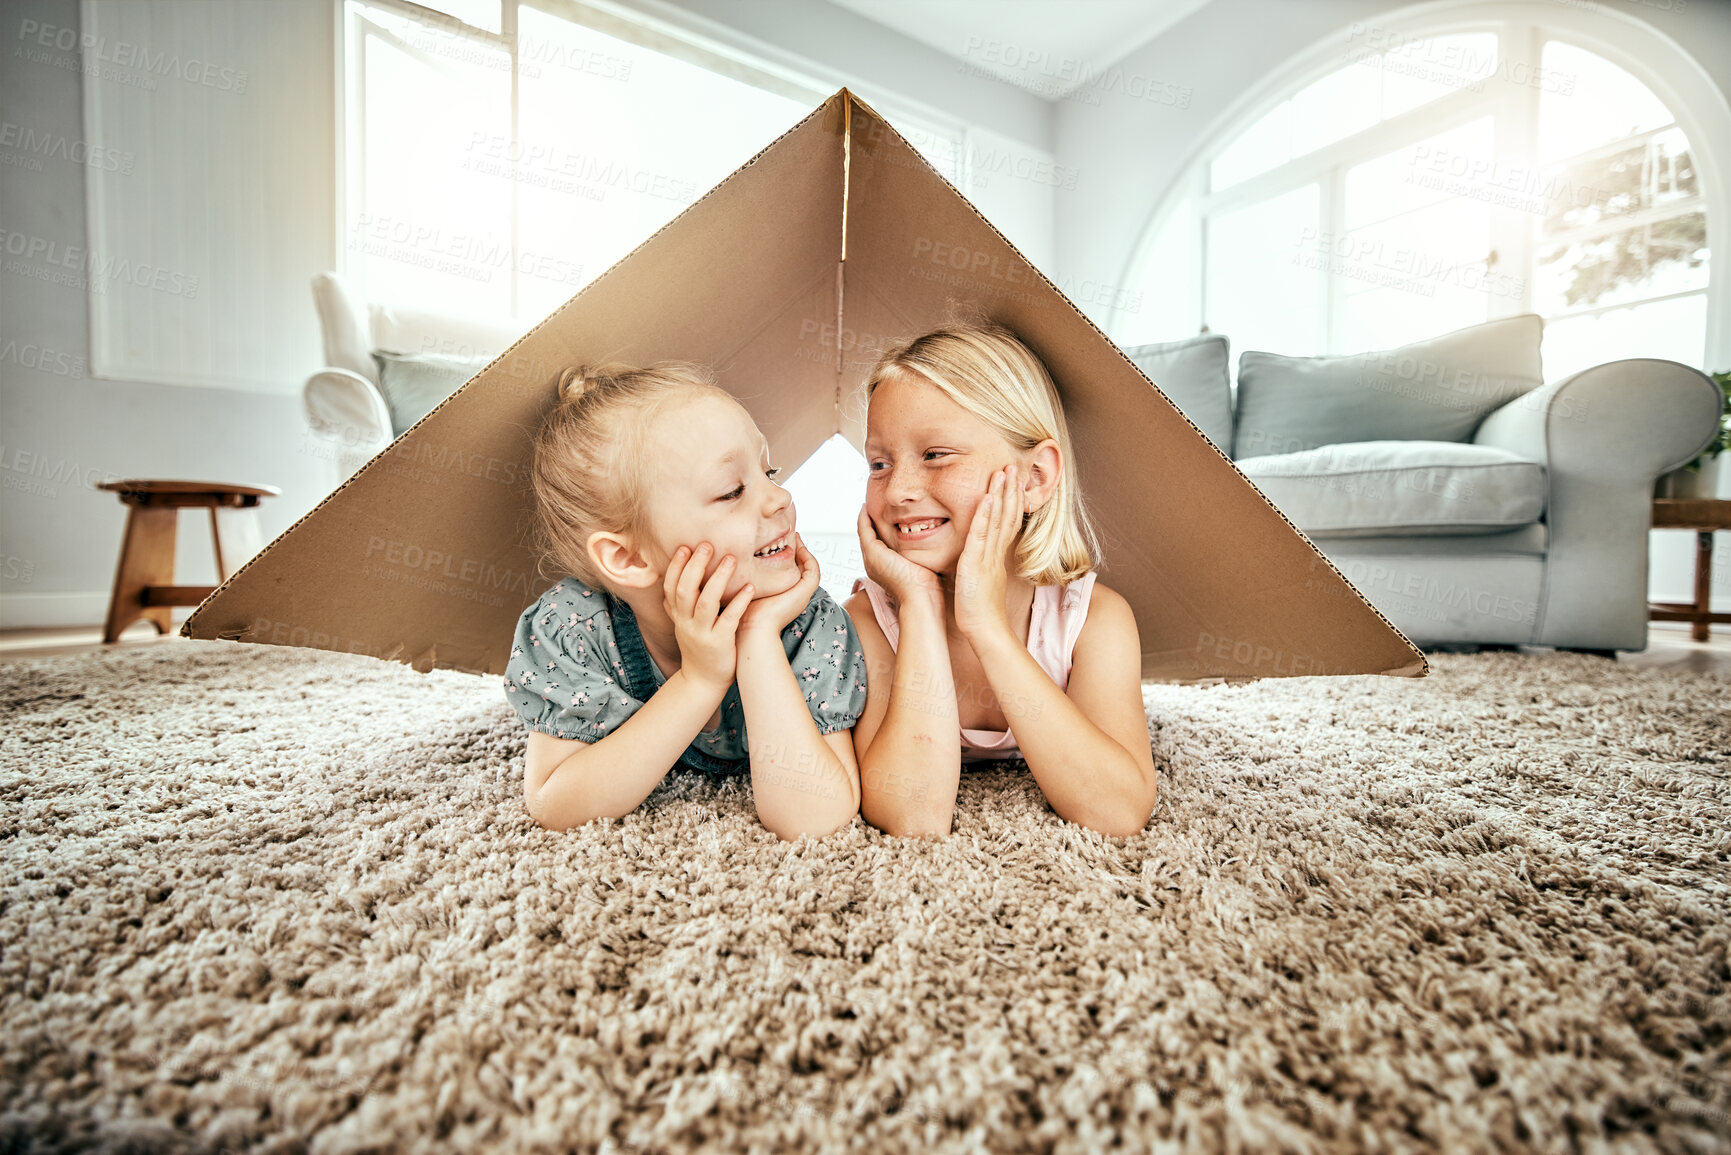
[1116,6,1721,385]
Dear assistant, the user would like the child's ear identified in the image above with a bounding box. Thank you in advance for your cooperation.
[1021,439,1063,514]
[588,532,660,590]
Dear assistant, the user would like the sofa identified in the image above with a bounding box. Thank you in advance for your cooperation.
[1124,315,1724,653]
[302,273,523,484]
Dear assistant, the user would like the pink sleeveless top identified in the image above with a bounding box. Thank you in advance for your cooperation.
[851,572,1097,762]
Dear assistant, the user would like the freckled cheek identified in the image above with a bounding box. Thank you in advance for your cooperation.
[930,477,983,525]
[863,478,890,522]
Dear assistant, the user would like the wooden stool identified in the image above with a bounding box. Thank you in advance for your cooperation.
[98,480,281,644]
[1649,497,1731,642]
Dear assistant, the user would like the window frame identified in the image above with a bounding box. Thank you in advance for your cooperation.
[1114,2,1728,376]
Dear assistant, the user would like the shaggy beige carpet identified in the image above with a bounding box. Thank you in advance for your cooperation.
[0,641,1727,1154]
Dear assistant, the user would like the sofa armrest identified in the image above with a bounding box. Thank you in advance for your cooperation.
[1471,358,1723,648]
[303,367,392,450]
[1474,357,1722,479]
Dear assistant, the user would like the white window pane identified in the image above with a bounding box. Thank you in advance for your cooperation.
[1535,211,1708,314]
[354,7,513,319]
[1211,103,1292,191]
[1538,42,1673,164]
[1378,33,1497,118]
[1118,197,1197,347]
[1540,293,1706,381]
[1290,61,1379,158]
[1207,184,1322,361]
[1340,196,1496,351]
[1345,115,1493,231]
[514,8,809,323]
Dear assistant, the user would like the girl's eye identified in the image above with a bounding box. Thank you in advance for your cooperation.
[766,466,782,481]
[721,484,745,501]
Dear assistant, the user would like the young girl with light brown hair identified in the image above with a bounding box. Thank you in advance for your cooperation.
[504,362,867,841]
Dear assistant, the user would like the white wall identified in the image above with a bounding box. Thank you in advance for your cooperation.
[0,0,337,629]
[1051,0,1731,613]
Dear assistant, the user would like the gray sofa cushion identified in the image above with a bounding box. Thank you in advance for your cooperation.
[1233,314,1544,459]
[1121,334,1232,454]
[1237,440,1546,537]
[373,350,488,437]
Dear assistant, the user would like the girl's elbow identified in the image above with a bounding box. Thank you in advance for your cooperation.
[1060,765,1156,837]
[860,794,952,838]
[526,793,574,832]
[525,787,554,829]
[1089,780,1158,838]
[526,786,625,831]
[765,810,857,842]
[1085,808,1152,838]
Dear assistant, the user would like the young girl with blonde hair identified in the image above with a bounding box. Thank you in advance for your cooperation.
[504,362,867,841]
[845,322,1158,838]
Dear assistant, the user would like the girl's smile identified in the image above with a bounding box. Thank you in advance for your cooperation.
[892,517,950,542]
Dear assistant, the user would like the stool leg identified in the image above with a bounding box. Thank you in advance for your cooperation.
[1694,531,1714,643]
[103,505,178,643]
[211,505,264,581]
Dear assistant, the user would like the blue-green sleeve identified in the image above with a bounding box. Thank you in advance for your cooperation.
[503,582,643,741]
[782,587,869,734]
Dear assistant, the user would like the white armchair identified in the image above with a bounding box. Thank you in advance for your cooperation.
[303,273,524,484]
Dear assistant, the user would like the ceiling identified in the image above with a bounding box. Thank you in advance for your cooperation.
[820,0,1217,99]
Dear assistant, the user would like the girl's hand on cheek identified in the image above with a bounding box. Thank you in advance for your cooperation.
[738,533,820,639]
[856,506,943,613]
[662,543,753,692]
[954,465,1021,644]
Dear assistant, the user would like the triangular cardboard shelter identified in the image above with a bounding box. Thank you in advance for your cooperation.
[184,90,1426,683]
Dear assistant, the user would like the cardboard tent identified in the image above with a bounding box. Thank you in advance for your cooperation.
[184,89,1426,683]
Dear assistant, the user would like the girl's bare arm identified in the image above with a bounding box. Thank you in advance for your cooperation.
[968,584,1157,836]
[524,669,730,830]
[734,631,860,841]
[845,591,963,837]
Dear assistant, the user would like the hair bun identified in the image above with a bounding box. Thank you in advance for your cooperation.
[557,365,600,403]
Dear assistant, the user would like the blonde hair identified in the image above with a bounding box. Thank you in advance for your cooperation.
[865,322,1101,585]
[530,361,723,590]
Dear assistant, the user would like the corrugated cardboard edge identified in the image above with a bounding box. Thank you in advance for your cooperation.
[839,90,1428,680]
[181,92,851,660]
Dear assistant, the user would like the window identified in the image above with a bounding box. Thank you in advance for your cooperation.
[346,3,515,319]
[1531,42,1707,379]
[342,0,962,326]
[1119,15,1715,390]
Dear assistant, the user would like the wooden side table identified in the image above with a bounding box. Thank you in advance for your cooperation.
[98,480,281,644]
[1649,497,1731,641]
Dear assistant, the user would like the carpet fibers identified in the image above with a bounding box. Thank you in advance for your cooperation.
[0,641,1727,1154]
